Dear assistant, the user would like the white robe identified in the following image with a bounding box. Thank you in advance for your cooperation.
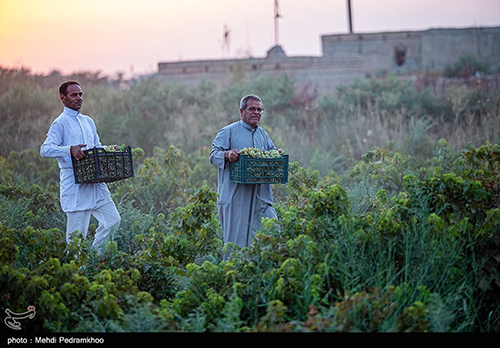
[210,120,278,257]
[40,107,111,213]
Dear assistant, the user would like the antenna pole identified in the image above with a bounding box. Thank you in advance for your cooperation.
[274,0,280,45]
[347,0,353,33]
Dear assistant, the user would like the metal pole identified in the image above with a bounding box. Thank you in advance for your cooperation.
[347,0,353,33]
[275,16,279,45]
[274,0,280,45]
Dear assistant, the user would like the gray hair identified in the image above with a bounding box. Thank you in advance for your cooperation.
[240,94,262,109]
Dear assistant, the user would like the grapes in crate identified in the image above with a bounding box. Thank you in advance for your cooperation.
[239,147,282,158]
[104,144,126,152]
[230,147,288,184]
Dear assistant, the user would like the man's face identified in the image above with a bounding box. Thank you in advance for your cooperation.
[240,99,263,128]
[60,84,83,111]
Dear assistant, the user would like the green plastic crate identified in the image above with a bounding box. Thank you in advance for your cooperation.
[229,154,289,184]
[72,146,134,184]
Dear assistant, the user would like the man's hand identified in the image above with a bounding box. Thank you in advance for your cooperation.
[225,149,239,163]
[71,144,87,161]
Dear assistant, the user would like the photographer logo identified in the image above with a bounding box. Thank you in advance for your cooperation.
[4,306,36,330]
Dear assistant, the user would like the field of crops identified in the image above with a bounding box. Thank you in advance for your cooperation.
[1,64,499,332]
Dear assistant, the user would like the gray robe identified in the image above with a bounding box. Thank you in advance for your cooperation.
[210,120,278,258]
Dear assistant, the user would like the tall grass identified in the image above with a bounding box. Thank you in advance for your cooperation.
[2,66,499,172]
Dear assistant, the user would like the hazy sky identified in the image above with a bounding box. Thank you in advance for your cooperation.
[1,0,499,78]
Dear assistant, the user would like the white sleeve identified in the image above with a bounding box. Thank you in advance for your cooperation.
[40,121,71,158]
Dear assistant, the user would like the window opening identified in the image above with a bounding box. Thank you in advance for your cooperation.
[395,47,406,66]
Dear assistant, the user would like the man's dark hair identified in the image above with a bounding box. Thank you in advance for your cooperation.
[59,81,80,96]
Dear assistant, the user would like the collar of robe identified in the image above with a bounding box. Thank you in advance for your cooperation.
[239,119,258,132]
[63,107,81,117]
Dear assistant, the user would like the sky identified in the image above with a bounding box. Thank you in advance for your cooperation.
[1,0,499,78]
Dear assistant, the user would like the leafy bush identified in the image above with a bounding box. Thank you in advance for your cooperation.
[1,67,500,332]
[444,53,492,78]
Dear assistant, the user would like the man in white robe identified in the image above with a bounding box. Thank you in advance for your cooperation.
[210,94,279,259]
[41,81,120,251]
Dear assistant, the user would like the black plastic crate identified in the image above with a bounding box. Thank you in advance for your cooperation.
[229,154,289,184]
[72,146,134,184]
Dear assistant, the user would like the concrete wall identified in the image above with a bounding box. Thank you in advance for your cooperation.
[157,49,365,90]
[321,27,500,74]
[321,31,422,73]
[157,27,500,91]
[419,27,500,70]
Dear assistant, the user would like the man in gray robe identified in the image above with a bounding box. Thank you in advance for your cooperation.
[210,94,279,259]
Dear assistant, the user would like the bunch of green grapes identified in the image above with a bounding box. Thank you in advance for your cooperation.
[104,144,126,152]
[239,147,282,158]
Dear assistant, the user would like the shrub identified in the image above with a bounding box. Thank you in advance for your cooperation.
[444,53,492,78]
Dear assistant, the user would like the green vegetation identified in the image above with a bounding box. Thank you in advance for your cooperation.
[443,53,492,78]
[0,64,499,332]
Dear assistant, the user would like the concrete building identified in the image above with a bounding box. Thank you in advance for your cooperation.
[157,27,500,91]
